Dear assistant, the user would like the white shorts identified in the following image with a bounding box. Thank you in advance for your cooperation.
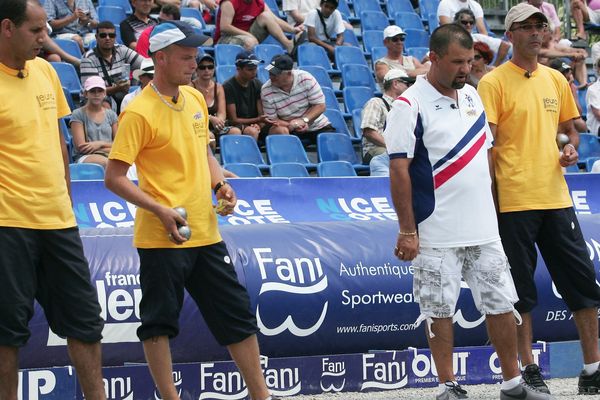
[588,6,600,25]
[412,240,518,321]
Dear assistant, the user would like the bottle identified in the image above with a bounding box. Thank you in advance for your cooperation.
[121,64,130,83]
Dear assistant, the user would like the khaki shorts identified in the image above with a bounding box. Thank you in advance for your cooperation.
[218,19,269,46]
[412,240,518,321]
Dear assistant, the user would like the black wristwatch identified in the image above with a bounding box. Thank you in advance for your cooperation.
[213,180,229,194]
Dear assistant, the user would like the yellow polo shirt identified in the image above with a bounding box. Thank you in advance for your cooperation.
[0,58,73,229]
[110,85,221,248]
[478,62,579,212]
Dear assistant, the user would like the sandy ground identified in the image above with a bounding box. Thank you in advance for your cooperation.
[286,377,588,399]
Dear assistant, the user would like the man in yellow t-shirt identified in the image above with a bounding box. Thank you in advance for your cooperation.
[105,21,274,400]
[0,1,106,399]
[479,3,600,395]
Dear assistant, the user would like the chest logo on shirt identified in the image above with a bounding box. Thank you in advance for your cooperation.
[434,104,442,111]
[36,92,57,110]
[192,111,206,138]
[543,97,558,113]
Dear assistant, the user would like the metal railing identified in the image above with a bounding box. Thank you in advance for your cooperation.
[480,0,563,11]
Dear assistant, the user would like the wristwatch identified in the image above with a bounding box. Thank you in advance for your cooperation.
[302,117,309,124]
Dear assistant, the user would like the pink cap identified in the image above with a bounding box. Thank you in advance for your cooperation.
[84,76,106,91]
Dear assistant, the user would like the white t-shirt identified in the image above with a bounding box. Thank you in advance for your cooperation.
[304,9,345,41]
[472,33,508,54]
[437,0,484,20]
[282,0,320,25]
[586,80,600,135]
[385,76,499,247]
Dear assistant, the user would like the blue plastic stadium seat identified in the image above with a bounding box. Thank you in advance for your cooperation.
[343,29,361,47]
[407,46,429,62]
[223,163,263,177]
[270,162,310,177]
[180,7,203,23]
[317,160,358,177]
[317,132,369,173]
[419,0,440,21]
[360,11,390,32]
[362,30,384,56]
[394,11,426,30]
[257,66,270,83]
[335,46,368,68]
[324,109,361,143]
[51,62,82,99]
[254,44,284,64]
[264,0,285,19]
[216,65,236,84]
[586,156,600,172]
[337,0,357,23]
[321,87,346,116]
[60,118,73,162]
[266,135,317,170]
[54,38,82,59]
[69,163,105,180]
[404,28,430,49]
[214,43,245,66]
[353,0,383,17]
[99,0,132,14]
[427,12,439,32]
[62,86,75,111]
[341,64,377,92]
[220,135,269,170]
[351,108,363,141]
[343,86,373,114]
[299,65,339,94]
[387,0,415,15]
[370,46,388,68]
[297,44,339,74]
[578,133,600,167]
[97,6,127,26]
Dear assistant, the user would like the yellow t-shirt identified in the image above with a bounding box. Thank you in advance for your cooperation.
[109,85,221,248]
[478,62,578,212]
[0,58,73,229]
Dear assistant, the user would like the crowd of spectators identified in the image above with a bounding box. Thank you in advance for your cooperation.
[41,0,600,177]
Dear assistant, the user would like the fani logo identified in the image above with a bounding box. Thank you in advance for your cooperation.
[154,371,182,399]
[361,352,408,391]
[199,357,301,399]
[253,248,328,337]
[103,375,133,400]
[320,357,346,392]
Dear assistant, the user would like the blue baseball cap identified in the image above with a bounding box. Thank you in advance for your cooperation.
[149,21,207,54]
[235,50,263,67]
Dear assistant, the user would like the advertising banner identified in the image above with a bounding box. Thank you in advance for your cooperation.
[71,175,600,228]
[20,216,600,370]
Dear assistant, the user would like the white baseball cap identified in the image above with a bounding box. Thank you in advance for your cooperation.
[383,25,406,39]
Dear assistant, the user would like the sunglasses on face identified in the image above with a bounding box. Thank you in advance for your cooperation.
[390,36,405,43]
[98,32,116,39]
[460,19,475,26]
[510,22,548,32]
[197,64,215,70]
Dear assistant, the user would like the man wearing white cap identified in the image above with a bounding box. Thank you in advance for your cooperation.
[105,20,276,400]
[374,25,429,82]
[479,3,600,395]
[121,57,154,111]
[361,68,413,176]
[0,1,106,399]
[387,23,552,400]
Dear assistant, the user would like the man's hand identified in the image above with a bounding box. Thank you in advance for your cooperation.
[215,183,237,216]
[156,206,189,245]
[290,118,308,132]
[560,144,578,167]
[394,234,419,261]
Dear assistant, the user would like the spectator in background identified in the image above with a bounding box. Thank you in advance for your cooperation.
[454,8,510,66]
[81,21,143,112]
[44,0,98,50]
[374,25,429,82]
[527,0,564,43]
[572,0,600,44]
[539,23,589,89]
[361,69,413,176]
[549,59,588,133]
[120,0,158,50]
[467,41,494,87]
[586,58,600,135]
[191,54,230,146]
[70,76,118,168]
[437,0,488,35]
[305,0,345,60]
[283,0,319,26]
[261,54,334,140]
[214,0,302,53]
[122,58,154,110]
[136,4,179,57]
[224,50,272,141]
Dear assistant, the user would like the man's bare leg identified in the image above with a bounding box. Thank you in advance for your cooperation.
[0,346,18,400]
[227,335,270,400]
[67,338,107,400]
[143,336,180,400]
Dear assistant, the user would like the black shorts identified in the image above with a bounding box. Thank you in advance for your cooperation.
[0,227,104,347]
[136,242,258,346]
[498,207,600,313]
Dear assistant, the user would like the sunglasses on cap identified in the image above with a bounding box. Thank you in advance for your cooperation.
[197,64,215,70]
[98,32,116,39]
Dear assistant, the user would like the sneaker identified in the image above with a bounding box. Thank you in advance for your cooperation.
[521,364,550,394]
[500,381,555,399]
[436,382,468,399]
[578,368,600,394]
